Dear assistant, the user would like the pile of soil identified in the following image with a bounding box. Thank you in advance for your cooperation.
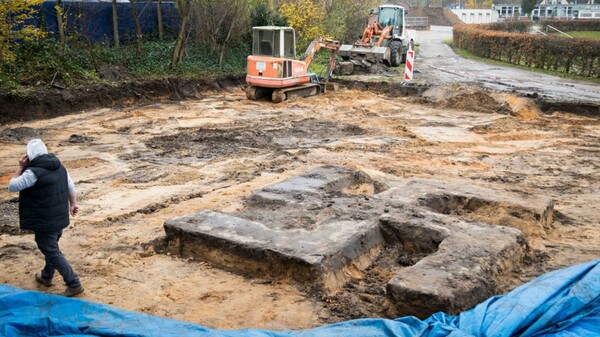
[443,8,464,25]
[470,117,522,133]
[68,134,95,144]
[501,96,542,121]
[407,7,456,26]
[421,86,511,114]
[445,90,507,114]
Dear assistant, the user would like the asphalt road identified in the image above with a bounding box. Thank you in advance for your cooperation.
[415,26,600,104]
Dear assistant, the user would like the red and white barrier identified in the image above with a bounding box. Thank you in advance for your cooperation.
[403,45,415,82]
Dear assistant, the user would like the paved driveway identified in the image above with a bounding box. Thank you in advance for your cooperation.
[415,26,600,104]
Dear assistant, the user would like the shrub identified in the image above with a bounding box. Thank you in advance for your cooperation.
[453,22,600,77]
[539,20,600,32]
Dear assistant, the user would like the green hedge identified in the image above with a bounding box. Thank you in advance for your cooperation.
[453,22,600,78]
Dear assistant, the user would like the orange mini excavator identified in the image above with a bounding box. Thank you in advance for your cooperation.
[246,26,340,103]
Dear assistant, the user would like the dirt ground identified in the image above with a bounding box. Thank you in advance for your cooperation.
[0,85,599,330]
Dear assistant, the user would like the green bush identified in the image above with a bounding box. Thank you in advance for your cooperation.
[0,38,99,89]
[0,38,248,90]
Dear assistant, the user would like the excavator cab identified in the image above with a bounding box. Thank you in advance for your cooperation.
[377,6,405,40]
[252,26,296,58]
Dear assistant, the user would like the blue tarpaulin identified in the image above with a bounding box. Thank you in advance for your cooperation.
[1,259,598,337]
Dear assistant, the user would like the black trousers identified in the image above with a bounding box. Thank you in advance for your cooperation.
[34,230,81,288]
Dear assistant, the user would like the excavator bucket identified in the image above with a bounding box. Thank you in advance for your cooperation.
[338,45,390,75]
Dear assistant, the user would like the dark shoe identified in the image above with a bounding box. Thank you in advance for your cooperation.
[35,273,53,287]
[62,286,84,297]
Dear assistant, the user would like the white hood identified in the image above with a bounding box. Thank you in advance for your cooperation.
[27,139,48,160]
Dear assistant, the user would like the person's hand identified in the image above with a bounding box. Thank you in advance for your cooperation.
[70,204,79,216]
[18,154,29,170]
[13,154,29,177]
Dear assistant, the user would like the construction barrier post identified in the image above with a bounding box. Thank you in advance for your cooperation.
[403,45,415,82]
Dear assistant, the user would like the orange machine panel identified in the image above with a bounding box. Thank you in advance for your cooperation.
[246,55,311,89]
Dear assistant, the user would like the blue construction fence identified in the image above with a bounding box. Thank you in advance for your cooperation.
[38,1,181,43]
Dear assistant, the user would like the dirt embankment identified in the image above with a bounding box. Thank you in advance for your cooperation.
[407,7,459,26]
[0,75,245,125]
[3,77,596,131]
[0,77,430,127]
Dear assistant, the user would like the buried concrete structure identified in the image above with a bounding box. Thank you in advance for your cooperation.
[164,165,554,318]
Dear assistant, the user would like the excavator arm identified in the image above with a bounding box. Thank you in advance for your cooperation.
[300,38,341,81]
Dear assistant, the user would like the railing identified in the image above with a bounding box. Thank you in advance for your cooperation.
[531,27,548,35]
[546,25,573,38]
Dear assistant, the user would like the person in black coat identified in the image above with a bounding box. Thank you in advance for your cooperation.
[8,139,84,297]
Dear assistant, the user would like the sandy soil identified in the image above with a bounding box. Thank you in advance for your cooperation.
[0,87,599,330]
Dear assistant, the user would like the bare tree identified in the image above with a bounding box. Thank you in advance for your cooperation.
[172,0,191,66]
[218,1,248,67]
[157,0,164,40]
[55,0,66,46]
[130,0,143,56]
[191,0,250,66]
[112,0,120,47]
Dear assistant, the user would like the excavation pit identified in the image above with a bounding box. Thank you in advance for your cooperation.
[0,80,597,329]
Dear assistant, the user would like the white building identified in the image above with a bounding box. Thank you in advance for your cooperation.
[494,0,600,20]
[532,1,600,19]
[452,9,500,23]
[494,4,522,18]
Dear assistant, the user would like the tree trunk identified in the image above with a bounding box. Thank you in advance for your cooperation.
[172,0,190,67]
[219,9,237,67]
[130,0,143,57]
[112,0,120,48]
[157,0,164,40]
[55,0,66,46]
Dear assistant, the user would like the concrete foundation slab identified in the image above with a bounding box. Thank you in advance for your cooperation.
[165,166,387,291]
[381,213,526,318]
[379,178,555,234]
[163,166,554,317]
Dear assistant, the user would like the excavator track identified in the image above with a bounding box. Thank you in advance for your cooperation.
[246,86,273,100]
[271,83,320,103]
